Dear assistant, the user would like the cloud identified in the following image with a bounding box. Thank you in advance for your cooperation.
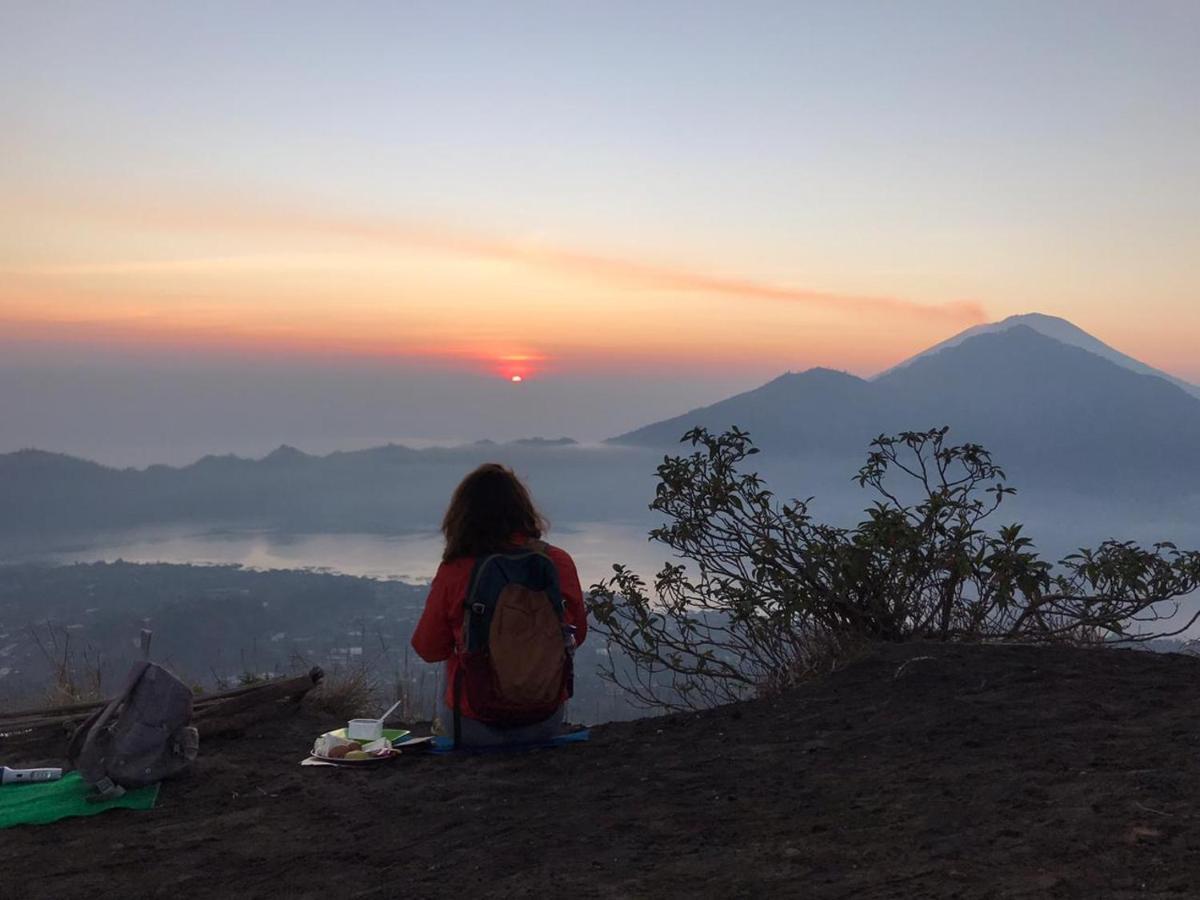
[9,192,988,324]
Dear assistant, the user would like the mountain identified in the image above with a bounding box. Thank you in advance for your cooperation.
[878,312,1200,399]
[611,321,1200,494]
[261,444,314,465]
[0,438,657,541]
[876,326,1200,486]
[508,436,579,447]
[611,367,884,456]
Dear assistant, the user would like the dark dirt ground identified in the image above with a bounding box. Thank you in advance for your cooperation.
[6,642,1200,899]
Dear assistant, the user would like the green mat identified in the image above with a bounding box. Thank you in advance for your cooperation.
[0,772,159,829]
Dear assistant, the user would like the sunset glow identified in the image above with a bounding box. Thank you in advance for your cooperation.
[3,2,1199,392]
[0,190,994,378]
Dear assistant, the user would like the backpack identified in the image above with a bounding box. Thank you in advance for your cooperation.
[453,541,574,743]
[67,659,199,801]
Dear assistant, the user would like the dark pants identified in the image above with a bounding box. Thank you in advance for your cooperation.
[444,703,565,748]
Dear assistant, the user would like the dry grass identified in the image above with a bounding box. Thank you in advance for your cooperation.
[756,629,874,700]
[306,663,378,720]
[304,657,441,726]
[31,624,106,707]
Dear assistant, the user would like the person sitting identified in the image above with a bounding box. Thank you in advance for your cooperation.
[411,463,588,748]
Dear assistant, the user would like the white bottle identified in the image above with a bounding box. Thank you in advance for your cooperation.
[1,766,63,784]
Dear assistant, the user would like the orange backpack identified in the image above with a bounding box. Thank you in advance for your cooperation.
[453,541,574,743]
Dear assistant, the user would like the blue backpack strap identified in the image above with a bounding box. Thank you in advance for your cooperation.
[455,552,498,748]
[462,553,502,652]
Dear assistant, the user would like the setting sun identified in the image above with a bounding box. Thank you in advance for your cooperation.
[510,375,523,383]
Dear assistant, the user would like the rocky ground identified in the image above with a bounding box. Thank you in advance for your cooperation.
[7,642,1200,899]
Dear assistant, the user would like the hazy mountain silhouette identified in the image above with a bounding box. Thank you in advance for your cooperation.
[611,321,1200,494]
[609,367,883,455]
[0,439,656,540]
[878,312,1200,399]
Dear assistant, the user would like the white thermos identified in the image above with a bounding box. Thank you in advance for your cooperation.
[1,766,63,784]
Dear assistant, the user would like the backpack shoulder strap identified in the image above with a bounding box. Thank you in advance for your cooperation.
[463,553,497,608]
[454,552,498,749]
[525,539,551,557]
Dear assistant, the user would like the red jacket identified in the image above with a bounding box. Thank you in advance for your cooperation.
[411,537,588,720]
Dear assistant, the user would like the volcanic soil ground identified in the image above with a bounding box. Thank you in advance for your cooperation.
[8,642,1200,899]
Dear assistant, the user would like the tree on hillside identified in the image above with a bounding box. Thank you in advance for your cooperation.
[587,427,1200,711]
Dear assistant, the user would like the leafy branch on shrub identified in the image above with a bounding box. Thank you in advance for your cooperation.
[587,427,1200,711]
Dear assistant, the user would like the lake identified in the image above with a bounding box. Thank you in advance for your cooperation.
[0,521,671,590]
[4,498,1199,640]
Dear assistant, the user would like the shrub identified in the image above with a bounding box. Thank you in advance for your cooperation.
[588,427,1200,711]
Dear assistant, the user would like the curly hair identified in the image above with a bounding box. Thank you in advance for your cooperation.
[440,463,547,561]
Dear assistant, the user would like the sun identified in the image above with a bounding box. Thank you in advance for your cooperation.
[493,352,543,383]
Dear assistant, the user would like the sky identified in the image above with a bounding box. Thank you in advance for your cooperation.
[2,1,1198,463]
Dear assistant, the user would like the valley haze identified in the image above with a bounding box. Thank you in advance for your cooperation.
[4,314,1199,577]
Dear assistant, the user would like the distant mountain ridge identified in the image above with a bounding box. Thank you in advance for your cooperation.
[0,436,583,477]
[610,318,1200,495]
[0,437,640,541]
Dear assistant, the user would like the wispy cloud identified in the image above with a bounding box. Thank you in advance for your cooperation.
[1,254,360,276]
[9,193,988,324]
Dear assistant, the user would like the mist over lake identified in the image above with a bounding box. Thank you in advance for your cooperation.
[0,520,668,592]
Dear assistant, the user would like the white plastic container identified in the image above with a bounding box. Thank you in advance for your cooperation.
[347,718,384,741]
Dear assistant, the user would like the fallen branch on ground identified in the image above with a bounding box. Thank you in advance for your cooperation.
[0,667,324,749]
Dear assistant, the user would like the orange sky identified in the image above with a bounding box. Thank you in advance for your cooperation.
[4,4,1199,387]
[4,183,1199,385]
[0,189,1000,380]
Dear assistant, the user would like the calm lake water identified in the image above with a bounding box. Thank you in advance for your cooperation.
[2,521,669,590]
[5,503,1199,639]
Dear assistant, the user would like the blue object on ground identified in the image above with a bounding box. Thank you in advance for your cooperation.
[430,729,590,754]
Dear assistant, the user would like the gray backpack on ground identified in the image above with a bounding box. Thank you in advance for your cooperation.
[67,658,199,801]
